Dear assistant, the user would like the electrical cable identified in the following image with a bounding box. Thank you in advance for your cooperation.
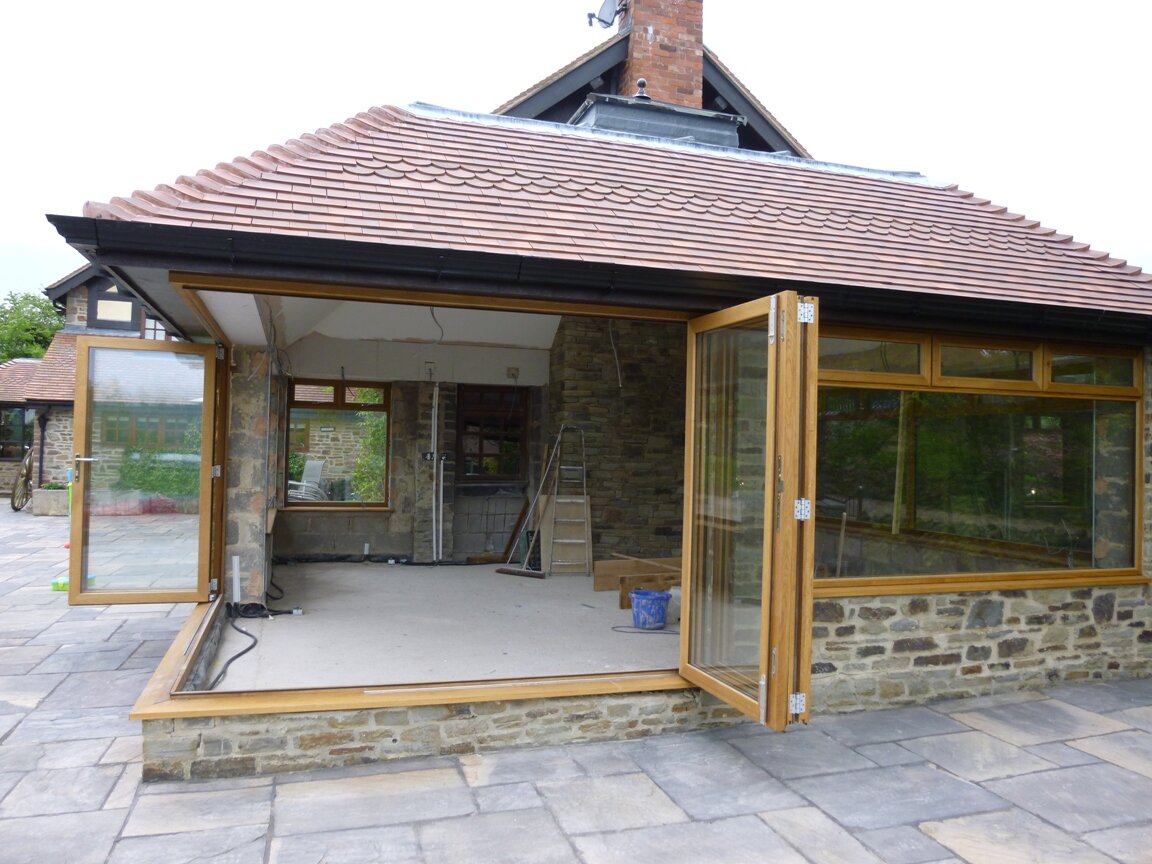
[207,607,258,689]
[266,578,285,600]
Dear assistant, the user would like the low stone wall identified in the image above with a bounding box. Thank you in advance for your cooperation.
[811,584,1152,710]
[142,689,746,781]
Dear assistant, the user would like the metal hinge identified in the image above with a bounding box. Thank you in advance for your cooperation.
[768,295,778,344]
[210,465,222,478]
[759,675,768,725]
[797,302,815,324]
[216,346,226,360]
[209,578,219,592]
[793,498,812,520]
[789,692,808,714]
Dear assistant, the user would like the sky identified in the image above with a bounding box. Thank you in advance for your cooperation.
[2,0,1148,300]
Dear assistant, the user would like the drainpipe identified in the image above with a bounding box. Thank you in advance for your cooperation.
[36,408,50,488]
[430,382,440,563]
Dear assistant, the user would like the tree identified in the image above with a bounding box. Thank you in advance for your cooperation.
[0,293,63,362]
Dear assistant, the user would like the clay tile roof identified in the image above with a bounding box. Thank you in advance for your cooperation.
[22,331,77,403]
[83,104,1152,316]
[0,358,41,403]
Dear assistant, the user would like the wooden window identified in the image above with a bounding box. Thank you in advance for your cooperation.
[815,328,1142,594]
[286,379,391,506]
[456,386,529,482]
[0,407,32,460]
[88,281,141,331]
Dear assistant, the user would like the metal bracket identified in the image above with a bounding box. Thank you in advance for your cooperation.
[789,692,808,714]
[210,465,222,478]
[797,302,815,324]
[793,498,812,521]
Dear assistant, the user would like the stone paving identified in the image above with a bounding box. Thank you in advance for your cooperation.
[1,502,1151,863]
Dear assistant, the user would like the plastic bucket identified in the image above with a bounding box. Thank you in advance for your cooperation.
[630,590,671,630]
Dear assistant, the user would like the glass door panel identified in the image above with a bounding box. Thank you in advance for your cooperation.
[70,338,216,604]
[680,292,817,730]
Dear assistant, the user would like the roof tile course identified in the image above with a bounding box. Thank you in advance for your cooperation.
[83,104,1151,315]
[0,358,40,403]
[22,331,78,403]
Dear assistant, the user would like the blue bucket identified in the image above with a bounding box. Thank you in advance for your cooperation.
[630,590,671,630]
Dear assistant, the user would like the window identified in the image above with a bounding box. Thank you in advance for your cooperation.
[815,329,1140,587]
[100,413,191,448]
[88,280,141,330]
[0,407,32,460]
[287,379,391,505]
[457,386,528,482]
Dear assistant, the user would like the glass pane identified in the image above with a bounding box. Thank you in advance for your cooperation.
[689,319,770,698]
[819,336,920,374]
[815,387,1136,577]
[287,406,388,503]
[346,385,386,405]
[940,345,1033,380]
[1051,353,1134,387]
[81,347,205,593]
[294,384,335,404]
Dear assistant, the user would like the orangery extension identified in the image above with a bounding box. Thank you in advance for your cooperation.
[48,0,1151,779]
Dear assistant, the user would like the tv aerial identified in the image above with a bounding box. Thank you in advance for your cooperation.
[588,0,627,28]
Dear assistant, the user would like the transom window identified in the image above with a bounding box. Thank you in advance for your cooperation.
[456,386,529,482]
[815,329,1140,588]
[286,379,391,506]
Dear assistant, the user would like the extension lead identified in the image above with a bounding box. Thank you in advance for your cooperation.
[226,602,303,618]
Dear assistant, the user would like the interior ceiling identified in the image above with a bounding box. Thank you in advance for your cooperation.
[196,292,563,350]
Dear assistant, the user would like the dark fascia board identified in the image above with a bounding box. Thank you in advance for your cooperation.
[499,39,629,119]
[702,55,797,155]
[46,215,1152,344]
[42,263,107,304]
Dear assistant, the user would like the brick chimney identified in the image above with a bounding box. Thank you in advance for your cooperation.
[618,0,704,108]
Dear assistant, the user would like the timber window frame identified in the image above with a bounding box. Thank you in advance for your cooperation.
[0,406,32,461]
[456,385,529,483]
[814,326,1145,597]
[285,379,392,509]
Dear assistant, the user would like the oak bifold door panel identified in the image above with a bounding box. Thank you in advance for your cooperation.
[679,292,818,730]
[69,337,217,605]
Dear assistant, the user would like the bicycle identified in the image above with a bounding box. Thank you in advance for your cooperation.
[10,447,32,511]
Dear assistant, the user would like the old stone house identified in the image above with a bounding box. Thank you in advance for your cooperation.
[47,0,1152,780]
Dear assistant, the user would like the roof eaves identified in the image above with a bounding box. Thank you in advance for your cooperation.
[43,263,104,302]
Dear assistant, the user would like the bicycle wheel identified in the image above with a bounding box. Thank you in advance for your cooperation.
[10,451,32,512]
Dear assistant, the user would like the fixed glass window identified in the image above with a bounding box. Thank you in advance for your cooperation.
[287,379,391,505]
[88,280,141,331]
[0,407,32,460]
[457,386,528,482]
[815,387,1136,578]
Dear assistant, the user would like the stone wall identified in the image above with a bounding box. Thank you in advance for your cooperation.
[142,689,745,781]
[810,585,1152,711]
[548,318,685,560]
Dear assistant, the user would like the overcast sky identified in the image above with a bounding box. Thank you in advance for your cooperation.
[2,0,1148,300]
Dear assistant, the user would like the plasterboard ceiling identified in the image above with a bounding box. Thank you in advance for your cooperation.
[196,292,562,350]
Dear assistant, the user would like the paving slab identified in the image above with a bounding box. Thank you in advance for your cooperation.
[630,731,803,818]
[4,706,142,744]
[787,763,1006,830]
[921,808,1117,864]
[950,697,1131,746]
[123,784,274,836]
[854,825,954,864]
[731,727,876,778]
[1069,729,1152,779]
[986,762,1152,832]
[1046,680,1152,713]
[420,809,579,864]
[37,668,152,709]
[268,825,420,864]
[474,781,542,812]
[0,764,122,817]
[758,806,884,864]
[899,730,1055,781]
[1082,821,1152,864]
[108,824,268,864]
[0,808,127,864]
[812,706,969,746]
[572,814,808,864]
[537,772,687,834]
[460,745,584,787]
[273,769,474,835]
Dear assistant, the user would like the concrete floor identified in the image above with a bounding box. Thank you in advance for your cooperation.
[205,562,680,691]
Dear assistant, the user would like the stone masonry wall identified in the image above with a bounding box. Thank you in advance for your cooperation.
[142,689,746,781]
[33,408,73,486]
[811,586,1152,711]
[548,318,685,560]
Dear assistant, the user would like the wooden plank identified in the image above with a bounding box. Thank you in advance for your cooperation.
[593,557,680,592]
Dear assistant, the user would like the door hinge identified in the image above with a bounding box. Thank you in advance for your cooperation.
[210,465,222,478]
[216,346,226,360]
[768,295,778,344]
[209,578,219,592]
[797,302,815,324]
[759,675,768,724]
[793,498,812,521]
[789,692,808,714]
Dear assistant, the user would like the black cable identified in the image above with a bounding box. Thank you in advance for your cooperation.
[208,606,258,689]
[234,602,294,617]
[266,578,285,600]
